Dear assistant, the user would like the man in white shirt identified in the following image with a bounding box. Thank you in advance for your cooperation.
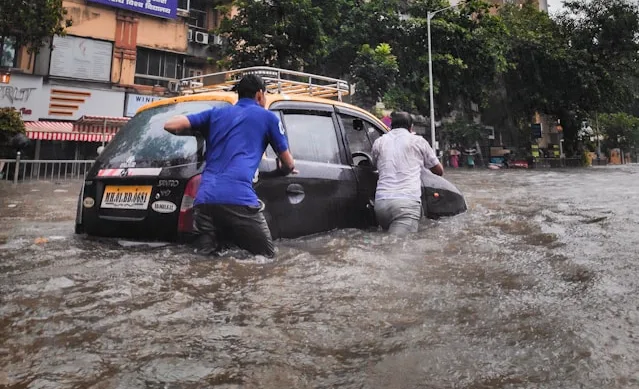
[371,111,444,234]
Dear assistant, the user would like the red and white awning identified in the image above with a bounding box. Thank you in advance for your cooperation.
[26,131,114,142]
[24,116,129,142]
[74,115,129,135]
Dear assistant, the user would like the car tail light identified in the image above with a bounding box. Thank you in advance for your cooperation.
[178,174,201,233]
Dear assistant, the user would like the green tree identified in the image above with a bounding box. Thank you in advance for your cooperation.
[557,0,639,115]
[313,0,404,79]
[217,0,326,69]
[554,0,639,153]
[0,108,25,144]
[388,0,508,118]
[440,117,485,149]
[350,43,399,110]
[598,112,639,152]
[0,0,72,55]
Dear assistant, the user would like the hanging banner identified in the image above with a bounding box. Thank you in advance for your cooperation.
[88,0,177,19]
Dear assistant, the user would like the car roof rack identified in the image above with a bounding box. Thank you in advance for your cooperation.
[173,66,351,102]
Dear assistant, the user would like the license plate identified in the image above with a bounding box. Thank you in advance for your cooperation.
[101,185,152,210]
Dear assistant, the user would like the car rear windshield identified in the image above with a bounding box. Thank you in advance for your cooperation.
[97,101,230,168]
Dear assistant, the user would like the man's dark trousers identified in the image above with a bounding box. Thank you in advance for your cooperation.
[193,203,275,257]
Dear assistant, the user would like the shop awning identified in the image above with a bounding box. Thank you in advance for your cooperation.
[24,121,116,142]
[73,115,130,135]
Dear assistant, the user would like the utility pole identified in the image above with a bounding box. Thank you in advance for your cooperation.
[427,0,466,156]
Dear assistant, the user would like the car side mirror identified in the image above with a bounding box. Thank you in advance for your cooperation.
[353,119,364,132]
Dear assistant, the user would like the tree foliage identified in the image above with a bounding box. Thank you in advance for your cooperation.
[557,0,639,114]
[0,0,72,54]
[0,108,26,144]
[598,113,639,152]
[217,0,639,154]
[217,0,325,69]
[440,117,485,148]
[350,43,399,110]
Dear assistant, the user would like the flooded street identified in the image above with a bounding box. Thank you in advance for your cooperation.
[1,166,639,389]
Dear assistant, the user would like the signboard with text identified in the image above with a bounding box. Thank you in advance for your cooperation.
[88,0,177,19]
[125,93,164,117]
[0,74,45,121]
[50,36,113,82]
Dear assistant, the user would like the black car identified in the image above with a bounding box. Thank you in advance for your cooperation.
[75,73,467,241]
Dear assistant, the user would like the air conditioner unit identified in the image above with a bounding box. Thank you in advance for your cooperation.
[167,81,180,93]
[194,31,209,45]
[187,28,194,42]
[211,34,224,46]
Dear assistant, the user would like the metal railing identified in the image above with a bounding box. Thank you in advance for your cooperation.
[0,154,95,184]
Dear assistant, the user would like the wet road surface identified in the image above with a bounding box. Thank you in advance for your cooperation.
[1,166,639,388]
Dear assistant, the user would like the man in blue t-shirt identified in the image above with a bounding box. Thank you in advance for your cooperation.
[164,74,296,257]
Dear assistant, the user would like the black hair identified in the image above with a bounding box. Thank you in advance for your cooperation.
[390,111,413,130]
[236,74,267,99]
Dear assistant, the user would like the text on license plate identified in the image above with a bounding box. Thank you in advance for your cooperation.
[101,185,152,210]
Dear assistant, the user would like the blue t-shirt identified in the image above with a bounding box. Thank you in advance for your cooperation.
[186,98,289,207]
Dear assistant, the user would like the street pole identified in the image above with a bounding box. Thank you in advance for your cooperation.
[595,112,601,161]
[427,12,436,151]
[102,117,107,148]
[426,1,465,156]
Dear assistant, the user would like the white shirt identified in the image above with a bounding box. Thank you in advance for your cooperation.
[371,128,440,201]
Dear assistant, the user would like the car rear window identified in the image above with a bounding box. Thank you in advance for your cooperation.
[97,101,230,168]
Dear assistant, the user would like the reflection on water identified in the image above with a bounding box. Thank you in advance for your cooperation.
[2,166,639,388]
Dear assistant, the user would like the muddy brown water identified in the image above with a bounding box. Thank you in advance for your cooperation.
[1,166,639,388]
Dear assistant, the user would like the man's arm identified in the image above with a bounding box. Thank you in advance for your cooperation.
[421,138,444,176]
[164,115,192,134]
[268,114,297,175]
[429,163,444,176]
[277,149,297,175]
[371,138,380,169]
[164,109,211,135]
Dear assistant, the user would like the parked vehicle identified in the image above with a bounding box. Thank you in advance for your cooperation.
[75,67,467,241]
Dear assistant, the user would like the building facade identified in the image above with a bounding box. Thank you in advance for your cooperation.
[0,0,232,160]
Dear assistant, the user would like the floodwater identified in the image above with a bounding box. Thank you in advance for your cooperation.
[1,166,639,389]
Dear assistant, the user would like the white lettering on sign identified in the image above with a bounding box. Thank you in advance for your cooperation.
[151,200,177,213]
[0,86,36,104]
[125,93,164,117]
[158,179,179,188]
[144,0,172,14]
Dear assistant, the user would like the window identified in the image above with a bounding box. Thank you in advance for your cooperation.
[340,114,372,154]
[188,10,207,29]
[282,111,341,164]
[98,101,231,168]
[181,0,207,28]
[338,113,384,165]
[134,48,184,87]
[187,68,203,83]
[0,36,17,68]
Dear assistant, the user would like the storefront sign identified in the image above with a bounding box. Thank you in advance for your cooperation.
[0,74,45,121]
[88,0,177,19]
[42,84,125,120]
[125,93,164,117]
[50,36,113,82]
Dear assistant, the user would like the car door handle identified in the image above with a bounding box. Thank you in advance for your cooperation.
[286,184,304,194]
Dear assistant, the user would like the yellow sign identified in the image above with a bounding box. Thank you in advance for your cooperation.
[101,185,152,210]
